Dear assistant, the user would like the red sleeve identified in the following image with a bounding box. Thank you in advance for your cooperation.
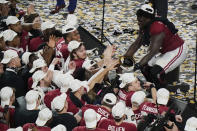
[98,119,108,129]
[9,108,15,127]
[60,44,69,60]
[0,123,9,131]
[23,123,35,131]
[72,127,77,131]
[28,77,33,90]
[129,123,137,131]
[29,37,43,52]
[150,21,165,35]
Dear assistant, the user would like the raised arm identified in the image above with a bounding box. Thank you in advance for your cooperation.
[124,34,143,57]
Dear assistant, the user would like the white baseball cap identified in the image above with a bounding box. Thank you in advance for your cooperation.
[0,87,13,108]
[66,14,78,28]
[22,52,32,65]
[2,29,17,42]
[41,21,56,31]
[62,24,76,34]
[103,93,117,105]
[51,93,67,111]
[6,16,20,26]
[36,108,52,126]
[82,59,97,70]
[32,70,47,88]
[7,127,23,131]
[140,4,154,14]
[157,88,170,105]
[84,109,97,129]
[0,0,9,4]
[69,79,82,92]
[1,49,18,64]
[68,40,81,52]
[25,90,39,110]
[185,117,197,131]
[29,58,47,73]
[112,102,126,119]
[119,73,137,88]
[52,124,67,131]
[52,72,74,93]
[131,91,146,105]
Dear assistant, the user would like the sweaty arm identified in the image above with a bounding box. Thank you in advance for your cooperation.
[124,34,143,57]
[139,32,165,66]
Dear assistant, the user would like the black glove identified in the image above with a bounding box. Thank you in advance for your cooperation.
[134,63,142,71]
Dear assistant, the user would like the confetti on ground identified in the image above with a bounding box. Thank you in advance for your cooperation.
[18,0,197,101]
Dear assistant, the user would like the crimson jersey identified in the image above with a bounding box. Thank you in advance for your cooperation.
[98,119,137,131]
[44,89,61,109]
[23,123,51,131]
[149,21,184,54]
[80,104,113,126]
[73,59,85,70]
[55,37,69,61]
[73,126,107,131]
[67,94,86,115]
[0,106,15,127]
[20,30,30,52]
[118,90,135,107]
[29,37,43,52]
[139,102,173,115]
[0,123,8,131]
[133,109,143,122]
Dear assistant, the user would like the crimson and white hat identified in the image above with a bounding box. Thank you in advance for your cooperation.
[6,16,20,26]
[0,0,9,4]
[157,88,169,105]
[22,52,32,65]
[0,87,13,108]
[119,73,137,88]
[103,93,117,105]
[36,108,52,126]
[185,117,197,131]
[32,70,47,88]
[1,50,18,64]
[84,109,97,129]
[25,90,39,110]
[29,58,47,73]
[140,4,154,14]
[112,102,126,119]
[131,91,146,105]
[51,93,67,111]
[62,24,76,34]
[52,124,67,131]
[68,40,81,52]
[41,21,56,31]
[2,29,17,42]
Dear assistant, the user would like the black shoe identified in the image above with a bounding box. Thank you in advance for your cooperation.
[62,13,68,18]
[191,2,197,10]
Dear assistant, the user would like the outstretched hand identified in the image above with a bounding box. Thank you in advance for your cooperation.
[68,61,76,71]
